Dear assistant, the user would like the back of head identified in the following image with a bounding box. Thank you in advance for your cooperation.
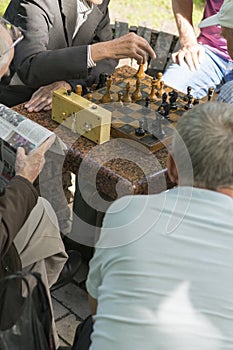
[0,23,14,78]
[172,102,233,190]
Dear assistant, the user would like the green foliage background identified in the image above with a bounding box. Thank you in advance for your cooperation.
[0,0,205,28]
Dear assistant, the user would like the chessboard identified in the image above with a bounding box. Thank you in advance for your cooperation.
[86,65,214,153]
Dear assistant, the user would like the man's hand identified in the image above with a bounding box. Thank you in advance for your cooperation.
[172,43,205,71]
[24,81,72,112]
[91,32,156,65]
[15,135,56,183]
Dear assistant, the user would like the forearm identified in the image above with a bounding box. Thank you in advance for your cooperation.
[172,0,197,46]
[88,293,97,315]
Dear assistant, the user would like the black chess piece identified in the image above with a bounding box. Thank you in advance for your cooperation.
[135,119,146,136]
[185,95,193,110]
[96,72,109,89]
[159,92,170,117]
[145,96,151,109]
[183,86,193,102]
[193,98,200,105]
[169,89,178,110]
[208,87,214,101]
[152,112,166,139]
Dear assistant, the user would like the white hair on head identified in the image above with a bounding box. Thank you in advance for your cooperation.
[172,102,233,189]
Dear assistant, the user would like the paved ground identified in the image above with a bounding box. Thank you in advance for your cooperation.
[52,261,90,347]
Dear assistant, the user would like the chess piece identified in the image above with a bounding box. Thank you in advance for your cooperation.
[136,64,145,79]
[193,98,200,105]
[158,92,170,117]
[157,80,164,98]
[96,72,109,89]
[152,111,166,139]
[145,96,151,109]
[117,92,123,102]
[132,78,142,102]
[208,87,214,101]
[155,72,163,90]
[87,93,93,101]
[183,86,193,102]
[185,95,193,110]
[101,76,113,103]
[135,119,145,136]
[122,82,132,103]
[75,84,82,96]
[149,78,157,101]
[169,89,178,110]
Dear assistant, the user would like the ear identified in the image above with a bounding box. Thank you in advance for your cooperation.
[167,153,178,184]
[216,187,233,199]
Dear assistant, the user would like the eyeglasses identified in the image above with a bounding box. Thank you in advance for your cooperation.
[0,17,24,58]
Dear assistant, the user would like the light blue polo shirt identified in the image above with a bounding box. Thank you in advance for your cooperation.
[86,187,233,350]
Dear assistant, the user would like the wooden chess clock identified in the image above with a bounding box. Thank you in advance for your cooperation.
[52,88,111,144]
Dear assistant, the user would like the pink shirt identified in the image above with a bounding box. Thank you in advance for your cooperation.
[198,0,231,61]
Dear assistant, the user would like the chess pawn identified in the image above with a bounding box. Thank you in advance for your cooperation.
[117,92,124,106]
[122,82,132,103]
[149,78,157,101]
[87,93,93,101]
[117,92,123,102]
[75,84,82,96]
[157,80,165,98]
[136,64,145,79]
[135,119,145,136]
[155,72,163,90]
[132,78,142,102]
[208,87,214,101]
[101,76,113,103]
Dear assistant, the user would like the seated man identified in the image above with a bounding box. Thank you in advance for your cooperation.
[198,0,233,104]
[0,21,77,349]
[163,0,233,98]
[1,0,155,110]
[73,101,233,349]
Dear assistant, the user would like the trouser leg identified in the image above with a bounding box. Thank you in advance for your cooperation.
[13,197,68,349]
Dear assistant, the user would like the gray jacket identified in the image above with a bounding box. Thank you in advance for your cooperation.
[5,0,117,89]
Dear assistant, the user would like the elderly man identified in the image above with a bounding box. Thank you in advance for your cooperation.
[1,0,155,111]
[71,101,233,349]
[0,20,75,349]
[198,0,233,104]
[163,0,233,98]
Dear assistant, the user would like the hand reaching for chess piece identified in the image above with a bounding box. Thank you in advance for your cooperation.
[91,33,156,65]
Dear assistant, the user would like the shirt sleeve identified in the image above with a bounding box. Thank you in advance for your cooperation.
[217,81,233,104]
[86,246,103,299]
[87,45,96,68]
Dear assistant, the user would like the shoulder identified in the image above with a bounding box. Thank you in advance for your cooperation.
[217,80,233,104]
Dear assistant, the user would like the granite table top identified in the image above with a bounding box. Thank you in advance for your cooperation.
[12,67,172,200]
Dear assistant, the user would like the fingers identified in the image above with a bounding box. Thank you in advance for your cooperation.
[171,45,204,71]
[15,146,26,162]
[26,96,52,112]
[111,33,156,63]
[30,134,56,155]
[25,81,71,112]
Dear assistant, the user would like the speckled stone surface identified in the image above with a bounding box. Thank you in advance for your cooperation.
[13,67,173,200]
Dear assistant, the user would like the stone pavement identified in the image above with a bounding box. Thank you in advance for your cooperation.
[52,260,90,347]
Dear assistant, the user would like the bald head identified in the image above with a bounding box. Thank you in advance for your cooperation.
[0,23,14,78]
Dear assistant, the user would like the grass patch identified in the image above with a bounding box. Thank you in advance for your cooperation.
[0,0,205,30]
[0,0,9,16]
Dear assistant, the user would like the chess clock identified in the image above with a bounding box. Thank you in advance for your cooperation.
[52,88,112,144]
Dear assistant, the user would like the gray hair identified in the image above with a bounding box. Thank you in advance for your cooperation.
[172,102,233,189]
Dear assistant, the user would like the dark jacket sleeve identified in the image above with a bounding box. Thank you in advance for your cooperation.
[0,175,38,258]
